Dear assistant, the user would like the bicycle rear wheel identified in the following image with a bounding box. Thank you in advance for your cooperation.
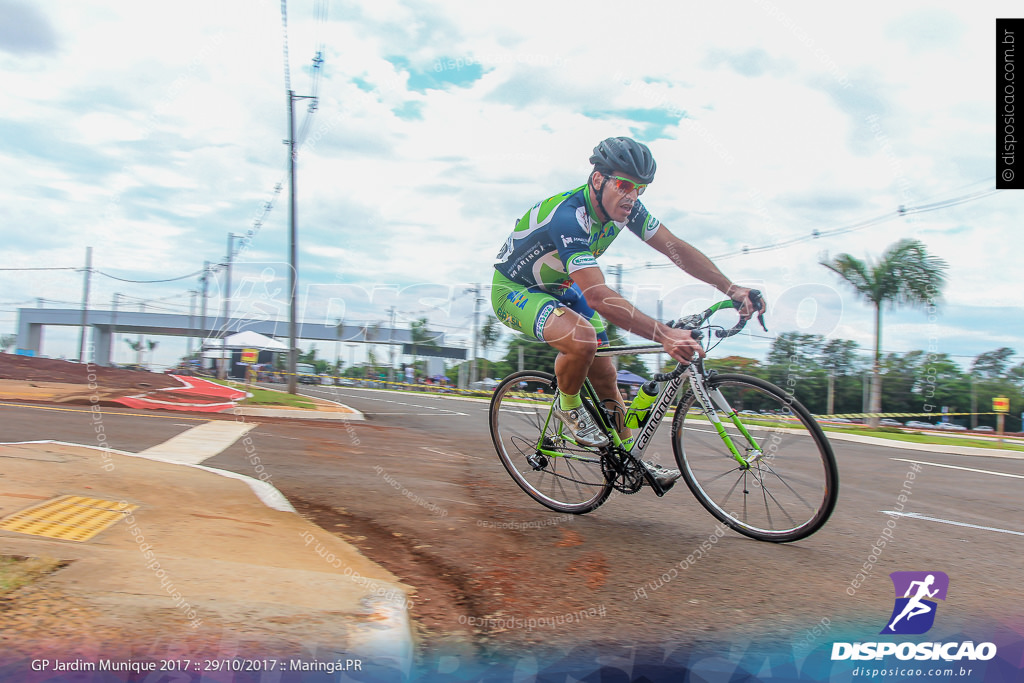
[489,371,612,514]
[671,374,838,542]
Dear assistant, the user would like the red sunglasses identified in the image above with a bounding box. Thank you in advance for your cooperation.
[605,174,648,195]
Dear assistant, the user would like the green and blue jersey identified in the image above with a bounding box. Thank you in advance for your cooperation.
[493,184,662,292]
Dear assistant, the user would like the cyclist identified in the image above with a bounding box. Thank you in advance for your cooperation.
[492,137,763,488]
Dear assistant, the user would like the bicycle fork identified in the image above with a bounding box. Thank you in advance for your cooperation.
[686,368,764,469]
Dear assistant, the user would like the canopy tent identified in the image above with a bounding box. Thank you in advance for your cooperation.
[616,369,649,385]
[202,330,288,352]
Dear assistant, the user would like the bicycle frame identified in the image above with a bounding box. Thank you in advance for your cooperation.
[530,295,770,492]
[591,344,765,469]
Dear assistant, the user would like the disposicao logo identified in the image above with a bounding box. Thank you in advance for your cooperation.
[831,571,997,662]
[882,570,948,635]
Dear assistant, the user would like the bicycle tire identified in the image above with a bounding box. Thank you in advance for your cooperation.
[489,370,613,514]
[671,373,839,542]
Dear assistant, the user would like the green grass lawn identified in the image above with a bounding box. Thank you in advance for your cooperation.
[677,412,1024,451]
[820,425,1024,452]
[207,379,315,409]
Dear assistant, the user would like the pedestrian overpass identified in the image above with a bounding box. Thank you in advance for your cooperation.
[15,308,466,366]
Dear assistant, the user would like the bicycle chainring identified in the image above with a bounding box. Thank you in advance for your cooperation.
[603,450,645,494]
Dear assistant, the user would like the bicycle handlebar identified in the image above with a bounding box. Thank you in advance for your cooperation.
[651,289,767,383]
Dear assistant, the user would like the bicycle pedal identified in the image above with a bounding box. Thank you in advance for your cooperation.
[527,453,548,470]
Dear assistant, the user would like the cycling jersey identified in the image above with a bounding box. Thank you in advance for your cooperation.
[491,183,662,342]
[493,183,662,293]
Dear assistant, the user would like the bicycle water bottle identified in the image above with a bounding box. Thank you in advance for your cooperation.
[624,381,659,429]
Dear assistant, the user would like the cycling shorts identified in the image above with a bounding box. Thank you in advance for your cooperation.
[491,270,608,345]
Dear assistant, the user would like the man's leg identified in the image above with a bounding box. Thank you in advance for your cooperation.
[586,355,628,439]
[542,307,599,397]
[540,307,610,448]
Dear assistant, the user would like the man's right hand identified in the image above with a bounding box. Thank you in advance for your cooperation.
[659,327,704,365]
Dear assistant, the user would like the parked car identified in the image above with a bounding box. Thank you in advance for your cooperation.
[937,422,967,431]
[904,420,934,429]
[296,362,318,384]
[972,425,995,432]
[879,418,903,427]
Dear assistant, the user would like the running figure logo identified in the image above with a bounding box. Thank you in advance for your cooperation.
[881,571,949,635]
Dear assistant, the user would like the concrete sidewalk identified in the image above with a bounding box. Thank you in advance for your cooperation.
[0,439,413,672]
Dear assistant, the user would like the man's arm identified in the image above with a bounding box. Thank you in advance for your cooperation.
[645,225,763,317]
[570,266,703,364]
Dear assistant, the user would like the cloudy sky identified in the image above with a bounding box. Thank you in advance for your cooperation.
[1,0,1021,373]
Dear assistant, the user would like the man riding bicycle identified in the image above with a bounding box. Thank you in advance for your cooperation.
[492,137,763,488]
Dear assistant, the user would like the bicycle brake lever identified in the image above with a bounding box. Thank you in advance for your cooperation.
[749,289,768,332]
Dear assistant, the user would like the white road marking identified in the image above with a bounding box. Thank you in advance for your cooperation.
[305,388,467,416]
[431,496,484,506]
[890,458,1024,480]
[880,511,1024,537]
[137,420,257,465]
[421,446,485,461]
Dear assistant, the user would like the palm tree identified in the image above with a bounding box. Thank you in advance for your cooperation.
[821,238,948,426]
[124,339,144,368]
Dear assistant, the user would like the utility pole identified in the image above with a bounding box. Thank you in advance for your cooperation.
[465,283,482,385]
[77,246,92,362]
[200,261,210,361]
[286,88,318,395]
[222,233,238,335]
[109,293,119,366]
[387,306,396,384]
[187,290,197,357]
[219,234,239,379]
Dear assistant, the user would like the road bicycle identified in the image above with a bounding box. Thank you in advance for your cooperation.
[488,293,839,543]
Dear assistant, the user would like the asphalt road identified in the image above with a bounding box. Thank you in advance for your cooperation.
[2,388,1022,674]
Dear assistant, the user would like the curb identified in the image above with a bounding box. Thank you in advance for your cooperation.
[0,438,415,663]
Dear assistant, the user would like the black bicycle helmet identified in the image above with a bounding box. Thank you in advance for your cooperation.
[589,137,657,183]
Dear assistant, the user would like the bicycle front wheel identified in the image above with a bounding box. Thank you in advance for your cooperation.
[489,371,612,514]
[671,374,839,542]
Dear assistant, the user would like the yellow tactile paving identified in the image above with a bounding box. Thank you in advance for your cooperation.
[0,495,137,542]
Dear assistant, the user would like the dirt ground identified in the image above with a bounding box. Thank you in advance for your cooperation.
[0,354,183,399]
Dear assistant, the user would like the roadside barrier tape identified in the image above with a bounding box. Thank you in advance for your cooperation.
[819,411,998,418]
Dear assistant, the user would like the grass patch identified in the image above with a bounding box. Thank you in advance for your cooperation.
[821,426,1024,451]
[207,379,315,409]
[0,555,65,596]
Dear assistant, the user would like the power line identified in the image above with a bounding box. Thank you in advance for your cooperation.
[626,179,1000,271]
[0,267,76,272]
[93,268,207,284]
